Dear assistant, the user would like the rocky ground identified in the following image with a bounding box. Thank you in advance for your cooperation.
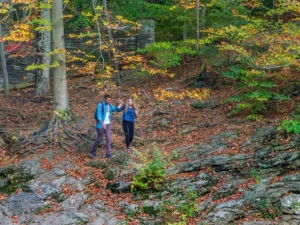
[0,125,300,224]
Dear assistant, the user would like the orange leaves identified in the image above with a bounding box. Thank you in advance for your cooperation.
[10,216,19,224]
[61,184,80,197]
[12,0,34,4]
[0,147,10,167]
[241,0,261,9]
[40,158,55,171]
[0,194,7,203]
[66,169,85,180]
[270,176,282,183]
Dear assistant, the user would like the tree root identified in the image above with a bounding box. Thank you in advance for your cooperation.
[13,114,94,155]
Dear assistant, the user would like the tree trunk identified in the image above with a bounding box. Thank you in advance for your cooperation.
[0,23,9,97]
[195,0,207,83]
[34,0,51,95]
[201,5,206,39]
[183,0,188,41]
[51,0,69,111]
[103,0,113,63]
[195,0,200,60]
[103,0,121,86]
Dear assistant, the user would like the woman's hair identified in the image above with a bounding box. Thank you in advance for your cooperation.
[124,98,138,112]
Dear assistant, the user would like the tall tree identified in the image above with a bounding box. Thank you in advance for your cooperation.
[183,0,188,41]
[34,0,51,95]
[0,23,9,97]
[195,0,200,59]
[103,0,113,62]
[195,0,206,82]
[51,0,69,112]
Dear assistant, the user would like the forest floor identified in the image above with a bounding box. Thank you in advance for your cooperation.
[0,60,299,224]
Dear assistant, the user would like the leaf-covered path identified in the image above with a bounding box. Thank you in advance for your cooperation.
[0,62,300,224]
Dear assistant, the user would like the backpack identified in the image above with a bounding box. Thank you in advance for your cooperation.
[94,103,105,121]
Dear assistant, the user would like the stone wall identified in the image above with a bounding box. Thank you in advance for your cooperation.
[0,19,155,89]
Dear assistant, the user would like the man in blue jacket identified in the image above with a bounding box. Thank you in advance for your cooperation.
[89,94,122,159]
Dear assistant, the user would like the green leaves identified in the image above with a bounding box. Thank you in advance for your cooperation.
[225,94,245,102]
[139,41,196,70]
[131,148,166,191]
[223,63,288,119]
[278,119,300,134]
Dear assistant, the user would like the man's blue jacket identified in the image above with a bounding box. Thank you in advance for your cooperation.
[95,100,122,129]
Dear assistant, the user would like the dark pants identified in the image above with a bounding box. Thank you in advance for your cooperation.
[122,121,134,149]
[90,124,111,156]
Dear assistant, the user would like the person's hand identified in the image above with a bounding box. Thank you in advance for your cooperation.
[116,98,122,105]
[103,124,107,130]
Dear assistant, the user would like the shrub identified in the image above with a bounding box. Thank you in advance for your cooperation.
[224,66,287,120]
[162,189,198,224]
[138,41,196,71]
[277,118,300,134]
[131,148,166,191]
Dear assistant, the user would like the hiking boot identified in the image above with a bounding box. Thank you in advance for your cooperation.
[127,148,131,153]
[105,154,116,159]
[89,152,98,159]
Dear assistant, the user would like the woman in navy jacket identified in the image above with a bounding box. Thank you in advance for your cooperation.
[119,98,138,152]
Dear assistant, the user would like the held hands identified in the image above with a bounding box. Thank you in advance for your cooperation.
[116,98,123,104]
[116,98,123,107]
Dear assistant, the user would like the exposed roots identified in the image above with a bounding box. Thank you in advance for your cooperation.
[17,114,93,155]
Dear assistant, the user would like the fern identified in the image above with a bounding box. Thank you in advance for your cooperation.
[131,148,167,191]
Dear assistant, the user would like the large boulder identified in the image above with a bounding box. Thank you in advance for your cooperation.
[281,194,300,215]
[192,99,219,109]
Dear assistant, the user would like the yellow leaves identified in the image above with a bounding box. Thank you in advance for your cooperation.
[39,2,52,9]
[132,93,138,99]
[186,89,211,100]
[50,61,60,68]
[146,68,166,75]
[248,69,261,76]
[69,62,97,75]
[115,15,139,26]
[3,24,34,42]
[220,43,250,58]
[81,11,93,17]
[85,40,93,45]
[95,5,104,12]
[100,45,109,51]
[170,6,177,11]
[12,0,32,4]
[171,0,198,10]
[0,3,9,15]
[68,32,96,39]
[68,56,87,63]
[62,14,74,19]
[154,88,210,102]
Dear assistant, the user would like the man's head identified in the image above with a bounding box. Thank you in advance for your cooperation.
[104,94,112,104]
